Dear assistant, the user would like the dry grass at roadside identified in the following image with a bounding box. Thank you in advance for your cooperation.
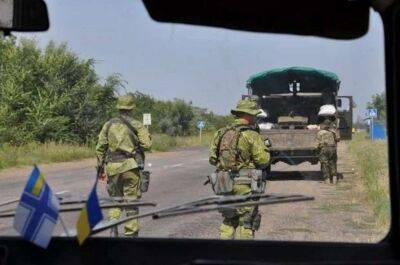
[0,133,214,171]
[0,142,94,170]
[348,132,390,229]
[152,133,213,152]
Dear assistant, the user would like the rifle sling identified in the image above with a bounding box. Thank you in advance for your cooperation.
[105,116,144,161]
[118,115,142,154]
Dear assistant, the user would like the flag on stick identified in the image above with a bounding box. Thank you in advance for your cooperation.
[76,177,103,245]
[13,165,60,248]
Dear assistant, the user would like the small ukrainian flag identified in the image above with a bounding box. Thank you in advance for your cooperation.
[76,179,103,245]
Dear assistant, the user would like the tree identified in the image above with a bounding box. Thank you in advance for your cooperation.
[367,92,386,122]
[0,38,122,144]
[0,37,230,144]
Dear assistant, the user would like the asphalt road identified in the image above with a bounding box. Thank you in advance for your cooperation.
[0,144,384,242]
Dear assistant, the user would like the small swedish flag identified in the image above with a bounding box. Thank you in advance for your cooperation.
[76,178,103,245]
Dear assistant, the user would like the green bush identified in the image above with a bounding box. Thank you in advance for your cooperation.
[151,134,178,152]
[151,133,213,152]
[0,38,121,145]
[128,92,230,136]
[0,38,230,146]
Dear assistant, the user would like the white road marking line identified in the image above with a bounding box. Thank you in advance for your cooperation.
[162,163,184,169]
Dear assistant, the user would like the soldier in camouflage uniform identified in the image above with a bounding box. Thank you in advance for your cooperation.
[96,95,152,237]
[316,119,340,184]
[209,99,270,239]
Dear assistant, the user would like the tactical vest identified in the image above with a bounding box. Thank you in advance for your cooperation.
[105,117,145,168]
[320,130,336,147]
[216,125,254,172]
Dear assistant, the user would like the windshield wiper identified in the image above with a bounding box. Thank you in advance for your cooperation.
[86,193,314,237]
[0,191,157,218]
[0,190,69,208]
[153,193,313,219]
[0,200,156,218]
[1,191,313,237]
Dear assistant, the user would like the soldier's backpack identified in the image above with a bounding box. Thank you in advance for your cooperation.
[216,125,254,172]
[208,125,265,195]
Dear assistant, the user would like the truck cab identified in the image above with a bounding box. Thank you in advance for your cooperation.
[246,67,353,165]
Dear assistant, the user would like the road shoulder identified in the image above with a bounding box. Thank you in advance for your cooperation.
[257,141,385,242]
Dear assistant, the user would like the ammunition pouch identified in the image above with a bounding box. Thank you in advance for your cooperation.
[209,169,266,195]
[236,169,266,194]
[209,171,235,195]
[139,170,151,193]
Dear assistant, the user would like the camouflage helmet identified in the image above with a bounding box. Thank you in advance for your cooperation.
[231,98,261,116]
[116,95,135,110]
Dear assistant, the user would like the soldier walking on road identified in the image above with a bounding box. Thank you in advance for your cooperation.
[317,119,340,184]
[209,99,270,239]
[96,95,152,237]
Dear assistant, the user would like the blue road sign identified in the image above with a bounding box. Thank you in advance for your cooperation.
[366,108,378,118]
[196,121,205,129]
[371,122,387,140]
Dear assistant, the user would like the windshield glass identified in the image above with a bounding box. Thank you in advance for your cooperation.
[0,0,389,244]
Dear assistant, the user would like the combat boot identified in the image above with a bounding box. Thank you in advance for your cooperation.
[329,175,334,184]
[334,175,339,184]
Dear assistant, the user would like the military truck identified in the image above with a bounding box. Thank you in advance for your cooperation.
[245,67,353,165]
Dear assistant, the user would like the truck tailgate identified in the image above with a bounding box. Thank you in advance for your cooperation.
[261,129,318,151]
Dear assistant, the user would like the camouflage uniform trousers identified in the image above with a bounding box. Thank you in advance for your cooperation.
[107,168,141,236]
[219,184,261,240]
[319,146,337,182]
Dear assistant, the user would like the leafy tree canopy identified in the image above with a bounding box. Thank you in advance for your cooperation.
[0,38,230,145]
[367,92,386,122]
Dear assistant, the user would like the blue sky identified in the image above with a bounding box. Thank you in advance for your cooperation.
[20,0,385,118]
